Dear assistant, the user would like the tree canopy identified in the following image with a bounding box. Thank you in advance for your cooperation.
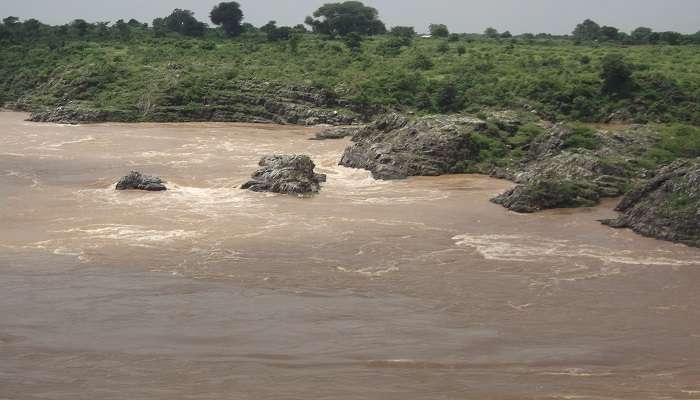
[210,2,244,37]
[304,1,386,36]
[160,9,207,37]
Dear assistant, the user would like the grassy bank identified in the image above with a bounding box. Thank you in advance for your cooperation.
[2,31,699,124]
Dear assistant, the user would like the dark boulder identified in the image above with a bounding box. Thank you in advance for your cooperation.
[116,171,167,191]
[602,159,700,247]
[241,155,326,195]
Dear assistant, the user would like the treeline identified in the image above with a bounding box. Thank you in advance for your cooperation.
[571,19,700,45]
[1,1,698,45]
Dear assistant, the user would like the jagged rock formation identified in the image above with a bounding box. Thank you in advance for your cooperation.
[339,113,487,180]
[489,123,656,213]
[115,171,167,191]
[602,159,700,247]
[241,155,326,195]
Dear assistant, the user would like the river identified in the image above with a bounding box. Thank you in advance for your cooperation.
[1,111,700,399]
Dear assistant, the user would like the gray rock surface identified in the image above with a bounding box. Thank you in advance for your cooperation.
[116,171,167,191]
[241,155,326,195]
[310,125,365,140]
[339,113,487,180]
[602,159,700,247]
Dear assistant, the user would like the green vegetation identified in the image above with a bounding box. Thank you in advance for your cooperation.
[563,124,601,150]
[642,124,700,166]
[1,3,699,125]
[527,180,600,209]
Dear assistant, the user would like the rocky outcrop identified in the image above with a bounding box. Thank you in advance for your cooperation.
[602,159,700,247]
[241,155,326,195]
[29,106,115,124]
[115,171,167,191]
[488,123,656,213]
[28,80,366,125]
[310,125,365,140]
[492,180,600,213]
[339,113,487,180]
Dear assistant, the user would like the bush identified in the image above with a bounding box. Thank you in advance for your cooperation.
[563,124,601,150]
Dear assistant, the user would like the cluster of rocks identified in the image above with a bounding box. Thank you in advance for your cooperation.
[603,159,700,247]
[334,111,699,247]
[241,155,326,195]
[115,171,167,191]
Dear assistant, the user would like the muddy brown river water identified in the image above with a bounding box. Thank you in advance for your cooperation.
[1,111,700,399]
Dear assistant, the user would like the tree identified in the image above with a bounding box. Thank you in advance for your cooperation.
[210,2,244,37]
[22,19,42,39]
[2,17,19,27]
[572,19,600,41]
[71,19,90,38]
[342,32,363,51]
[429,24,449,37]
[289,33,302,54]
[599,25,619,41]
[631,26,655,44]
[601,53,633,95]
[456,45,466,56]
[500,31,512,39]
[484,27,499,38]
[113,19,131,41]
[660,31,682,45]
[437,41,450,54]
[261,21,292,41]
[163,9,207,37]
[305,1,386,36]
[390,26,415,46]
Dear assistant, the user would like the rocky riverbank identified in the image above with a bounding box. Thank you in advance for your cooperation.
[336,111,699,247]
[602,159,700,247]
[27,80,367,125]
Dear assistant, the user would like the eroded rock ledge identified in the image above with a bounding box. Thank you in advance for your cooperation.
[602,159,700,247]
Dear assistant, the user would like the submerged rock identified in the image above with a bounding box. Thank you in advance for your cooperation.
[339,113,487,180]
[241,155,326,195]
[115,171,167,191]
[602,159,700,247]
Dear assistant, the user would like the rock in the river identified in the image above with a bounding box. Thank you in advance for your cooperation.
[241,155,326,195]
[492,180,601,213]
[602,159,700,247]
[115,171,167,191]
[310,125,364,140]
[339,113,487,180]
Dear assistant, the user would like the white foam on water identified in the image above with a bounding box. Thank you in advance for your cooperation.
[452,233,700,266]
[35,135,96,150]
[55,224,200,244]
[336,265,400,277]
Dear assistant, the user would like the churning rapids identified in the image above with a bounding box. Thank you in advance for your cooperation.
[1,111,700,399]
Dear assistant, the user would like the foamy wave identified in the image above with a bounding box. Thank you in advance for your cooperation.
[452,233,700,266]
[56,224,199,244]
[43,135,96,149]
